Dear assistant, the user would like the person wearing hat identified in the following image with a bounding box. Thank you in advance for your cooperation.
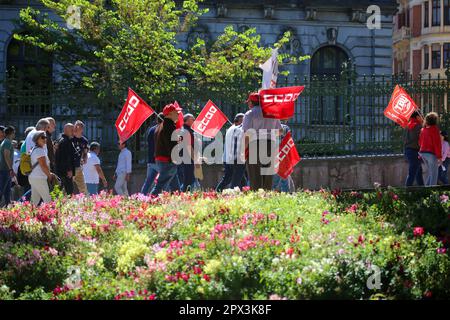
[438,130,450,185]
[242,92,282,190]
[216,113,247,191]
[29,130,55,205]
[150,103,182,196]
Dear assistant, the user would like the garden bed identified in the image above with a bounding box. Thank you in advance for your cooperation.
[0,187,449,300]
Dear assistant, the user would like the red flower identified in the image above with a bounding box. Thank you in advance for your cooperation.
[193,266,202,275]
[203,274,211,282]
[413,227,424,237]
[424,290,432,298]
[286,247,294,256]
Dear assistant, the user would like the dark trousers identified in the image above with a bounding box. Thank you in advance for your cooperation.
[59,174,74,195]
[0,170,11,207]
[246,139,274,191]
[405,148,424,187]
[216,163,247,192]
[438,158,450,185]
[151,161,179,195]
[181,163,195,192]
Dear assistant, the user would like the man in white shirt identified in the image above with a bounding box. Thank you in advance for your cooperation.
[113,141,132,196]
[216,113,246,191]
[25,118,50,154]
[83,142,108,196]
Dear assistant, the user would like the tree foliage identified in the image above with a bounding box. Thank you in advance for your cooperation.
[15,0,309,106]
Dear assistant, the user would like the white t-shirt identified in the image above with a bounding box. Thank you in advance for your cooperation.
[29,147,50,179]
[83,152,101,184]
[13,150,20,175]
[25,129,48,154]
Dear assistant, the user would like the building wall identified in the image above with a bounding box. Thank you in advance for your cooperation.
[393,0,450,79]
[101,154,417,193]
[0,0,397,91]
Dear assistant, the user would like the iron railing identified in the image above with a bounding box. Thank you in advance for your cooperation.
[1,72,450,164]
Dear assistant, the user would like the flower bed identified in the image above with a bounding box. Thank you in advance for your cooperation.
[0,188,449,300]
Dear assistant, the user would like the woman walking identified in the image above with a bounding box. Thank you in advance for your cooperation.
[438,131,449,185]
[29,131,55,205]
[419,112,442,186]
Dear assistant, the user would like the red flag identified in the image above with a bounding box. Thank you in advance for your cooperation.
[115,88,154,143]
[384,85,419,128]
[173,101,184,129]
[260,86,305,119]
[192,100,229,138]
[275,132,301,179]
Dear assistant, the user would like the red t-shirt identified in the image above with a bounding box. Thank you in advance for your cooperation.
[419,125,442,159]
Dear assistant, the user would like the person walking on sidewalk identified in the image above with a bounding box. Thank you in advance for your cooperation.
[141,113,163,195]
[150,103,182,196]
[404,111,424,187]
[114,141,132,196]
[72,120,89,194]
[419,112,442,186]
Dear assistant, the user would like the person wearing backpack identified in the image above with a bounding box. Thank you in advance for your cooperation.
[29,131,55,205]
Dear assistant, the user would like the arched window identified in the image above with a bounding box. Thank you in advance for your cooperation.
[310,46,349,124]
[6,37,53,115]
[311,45,349,79]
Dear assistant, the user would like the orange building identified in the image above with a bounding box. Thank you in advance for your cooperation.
[393,0,450,79]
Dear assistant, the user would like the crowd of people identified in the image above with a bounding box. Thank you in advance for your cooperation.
[0,119,113,206]
[404,111,449,186]
[0,92,449,207]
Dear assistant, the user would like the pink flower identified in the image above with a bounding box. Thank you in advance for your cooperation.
[268,213,277,220]
[437,248,447,254]
[242,186,251,192]
[440,194,449,203]
[296,277,302,285]
[48,247,58,256]
[199,242,206,250]
[413,227,424,237]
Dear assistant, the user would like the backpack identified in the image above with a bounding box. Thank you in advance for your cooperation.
[19,148,39,176]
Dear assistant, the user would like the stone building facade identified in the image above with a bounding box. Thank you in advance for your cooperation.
[1,0,397,92]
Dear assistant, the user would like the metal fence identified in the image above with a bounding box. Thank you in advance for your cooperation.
[1,71,449,165]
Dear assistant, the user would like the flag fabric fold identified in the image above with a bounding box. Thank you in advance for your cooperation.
[192,100,229,138]
[115,88,154,143]
[260,48,279,90]
[259,86,305,120]
[384,85,419,128]
[275,132,301,179]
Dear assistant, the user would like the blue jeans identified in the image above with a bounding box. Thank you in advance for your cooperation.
[419,152,439,186]
[86,183,99,196]
[181,163,195,192]
[141,163,158,195]
[438,158,450,185]
[273,174,289,192]
[0,170,11,207]
[405,148,424,186]
[151,161,178,196]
